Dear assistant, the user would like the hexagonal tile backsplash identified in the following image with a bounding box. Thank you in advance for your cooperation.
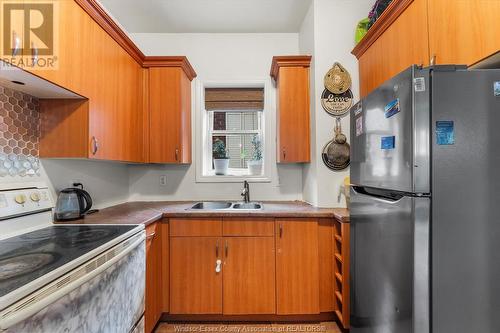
[0,85,40,177]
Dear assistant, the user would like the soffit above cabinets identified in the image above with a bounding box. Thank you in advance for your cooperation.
[96,0,312,33]
[0,60,83,99]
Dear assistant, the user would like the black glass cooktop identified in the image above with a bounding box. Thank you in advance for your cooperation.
[0,225,138,299]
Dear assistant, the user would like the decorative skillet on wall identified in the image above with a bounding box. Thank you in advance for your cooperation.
[322,118,350,171]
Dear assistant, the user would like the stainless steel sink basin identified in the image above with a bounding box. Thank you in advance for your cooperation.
[231,202,263,210]
[188,201,263,210]
[190,201,232,210]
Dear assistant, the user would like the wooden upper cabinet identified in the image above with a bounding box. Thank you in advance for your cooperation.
[270,56,311,163]
[170,237,223,314]
[352,0,430,97]
[428,0,500,66]
[275,218,320,314]
[353,0,500,97]
[35,1,197,164]
[223,237,276,315]
[36,0,145,162]
[148,62,195,164]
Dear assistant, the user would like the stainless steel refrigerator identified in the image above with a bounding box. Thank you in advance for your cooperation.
[349,65,500,333]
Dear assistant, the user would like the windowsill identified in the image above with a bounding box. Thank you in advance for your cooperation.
[196,170,271,183]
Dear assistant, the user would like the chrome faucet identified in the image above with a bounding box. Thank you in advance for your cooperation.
[241,180,250,203]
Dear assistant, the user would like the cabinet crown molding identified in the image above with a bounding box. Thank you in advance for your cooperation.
[351,0,414,59]
[143,56,197,81]
[270,55,312,81]
[74,0,197,80]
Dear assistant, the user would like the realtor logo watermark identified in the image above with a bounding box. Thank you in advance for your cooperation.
[0,0,59,69]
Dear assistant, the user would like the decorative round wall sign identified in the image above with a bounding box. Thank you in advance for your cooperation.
[320,88,353,117]
[324,62,352,94]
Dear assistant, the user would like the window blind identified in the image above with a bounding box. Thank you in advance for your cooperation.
[205,88,264,111]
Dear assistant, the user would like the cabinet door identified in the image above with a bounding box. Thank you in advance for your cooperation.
[145,223,161,333]
[277,67,311,163]
[149,67,191,164]
[428,0,500,66]
[275,219,319,314]
[170,237,222,314]
[34,0,145,162]
[223,237,276,314]
[358,0,429,97]
[318,219,334,312]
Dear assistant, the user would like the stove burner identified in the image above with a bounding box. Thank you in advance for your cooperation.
[20,228,70,241]
[0,253,57,281]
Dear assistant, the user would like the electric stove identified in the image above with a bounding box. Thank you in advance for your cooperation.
[0,224,138,302]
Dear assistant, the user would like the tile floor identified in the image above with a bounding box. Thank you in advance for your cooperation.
[155,322,341,333]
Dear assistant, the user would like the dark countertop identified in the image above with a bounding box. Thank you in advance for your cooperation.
[57,201,349,226]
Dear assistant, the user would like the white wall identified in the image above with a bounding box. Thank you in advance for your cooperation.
[301,0,373,207]
[41,159,130,209]
[299,1,318,206]
[0,160,130,209]
[128,33,304,201]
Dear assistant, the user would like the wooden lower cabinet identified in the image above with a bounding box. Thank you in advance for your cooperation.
[333,220,350,329]
[275,219,320,315]
[223,237,276,314]
[169,237,223,314]
[166,217,337,319]
[318,219,334,312]
[145,222,163,333]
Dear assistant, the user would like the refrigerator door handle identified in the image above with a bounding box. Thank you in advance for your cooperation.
[351,185,405,204]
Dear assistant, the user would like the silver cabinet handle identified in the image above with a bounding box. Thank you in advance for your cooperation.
[175,148,179,161]
[91,136,99,155]
[146,232,156,240]
[225,240,228,257]
[282,149,286,160]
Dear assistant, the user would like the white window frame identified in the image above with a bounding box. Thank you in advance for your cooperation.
[195,80,272,183]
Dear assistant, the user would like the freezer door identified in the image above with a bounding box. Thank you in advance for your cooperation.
[431,68,500,333]
[350,66,430,193]
[350,186,430,333]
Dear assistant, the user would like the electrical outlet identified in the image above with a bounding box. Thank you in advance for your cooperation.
[159,175,167,186]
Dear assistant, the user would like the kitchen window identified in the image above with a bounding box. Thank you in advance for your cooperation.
[196,83,270,182]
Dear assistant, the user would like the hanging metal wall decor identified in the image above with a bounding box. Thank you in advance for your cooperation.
[322,62,353,117]
[322,118,350,171]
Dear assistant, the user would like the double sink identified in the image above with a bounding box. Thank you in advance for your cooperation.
[189,201,263,210]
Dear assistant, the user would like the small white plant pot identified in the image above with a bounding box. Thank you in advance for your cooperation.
[214,159,229,175]
[247,160,263,176]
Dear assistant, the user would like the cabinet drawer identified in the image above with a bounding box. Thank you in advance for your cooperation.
[169,218,222,237]
[223,218,274,236]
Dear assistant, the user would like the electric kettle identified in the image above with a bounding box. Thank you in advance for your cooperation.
[54,183,93,221]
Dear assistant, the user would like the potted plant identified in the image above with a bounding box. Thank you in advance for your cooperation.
[213,139,229,175]
[247,135,263,176]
